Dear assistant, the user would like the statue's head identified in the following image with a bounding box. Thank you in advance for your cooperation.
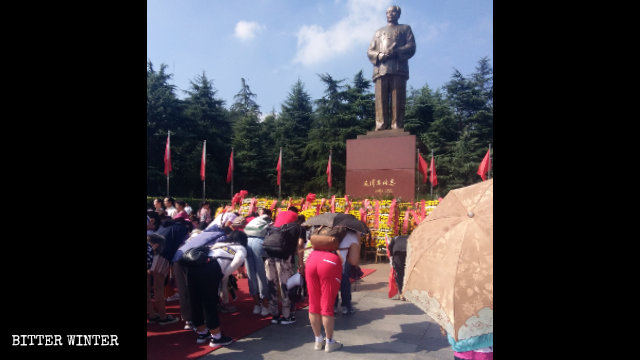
[386,6,401,24]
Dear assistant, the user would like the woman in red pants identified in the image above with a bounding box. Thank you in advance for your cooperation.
[305,248,343,352]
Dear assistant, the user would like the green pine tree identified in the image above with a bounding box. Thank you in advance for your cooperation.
[229,78,266,196]
[147,60,184,196]
[183,71,231,199]
[272,79,314,197]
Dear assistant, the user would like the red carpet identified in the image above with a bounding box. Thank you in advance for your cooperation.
[351,267,376,283]
[147,268,375,360]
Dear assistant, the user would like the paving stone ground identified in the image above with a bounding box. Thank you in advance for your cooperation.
[200,260,454,360]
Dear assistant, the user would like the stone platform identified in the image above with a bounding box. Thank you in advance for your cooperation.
[346,130,415,201]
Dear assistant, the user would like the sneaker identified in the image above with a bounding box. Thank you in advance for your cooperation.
[210,334,234,347]
[325,340,343,353]
[166,293,180,302]
[260,306,271,317]
[314,340,325,351]
[270,315,282,324]
[157,315,179,325]
[184,321,195,331]
[280,315,296,325]
[219,304,238,313]
[196,330,211,344]
[252,305,262,315]
[342,307,355,315]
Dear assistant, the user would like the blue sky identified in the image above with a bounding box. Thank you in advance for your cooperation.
[147,0,492,116]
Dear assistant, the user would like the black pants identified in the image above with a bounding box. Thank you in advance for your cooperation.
[187,258,223,330]
[392,252,406,293]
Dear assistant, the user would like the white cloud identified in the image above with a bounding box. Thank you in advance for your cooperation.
[422,22,450,43]
[293,0,391,66]
[234,21,265,41]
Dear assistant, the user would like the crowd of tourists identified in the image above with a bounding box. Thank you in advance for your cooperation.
[147,197,361,352]
[147,196,492,359]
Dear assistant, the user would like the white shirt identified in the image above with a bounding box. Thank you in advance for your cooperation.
[221,212,238,226]
[208,243,247,277]
[338,231,360,267]
[303,229,359,266]
[210,213,224,227]
[165,206,177,217]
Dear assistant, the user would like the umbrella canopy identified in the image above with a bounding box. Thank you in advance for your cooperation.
[302,213,369,234]
[403,178,493,341]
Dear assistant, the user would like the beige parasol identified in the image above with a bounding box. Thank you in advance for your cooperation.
[403,178,493,341]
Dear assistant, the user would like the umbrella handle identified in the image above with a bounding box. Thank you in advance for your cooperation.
[439,326,447,337]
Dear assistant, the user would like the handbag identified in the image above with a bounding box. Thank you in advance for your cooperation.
[309,225,347,251]
[180,245,211,266]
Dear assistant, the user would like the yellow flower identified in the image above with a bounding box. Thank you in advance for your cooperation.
[300,209,316,220]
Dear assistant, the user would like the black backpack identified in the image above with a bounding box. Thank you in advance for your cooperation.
[263,223,301,259]
[180,245,211,266]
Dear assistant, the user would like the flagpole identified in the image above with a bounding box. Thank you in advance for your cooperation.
[230,147,234,199]
[488,143,492,179]
[328,149,332,196]
[278,147,282,200]
[430,149,433,198]
[166,131,170,198]
[415,148,419,201]
[202,140,206,202]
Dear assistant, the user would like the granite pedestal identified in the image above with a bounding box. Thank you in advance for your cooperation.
[346,129,415,200]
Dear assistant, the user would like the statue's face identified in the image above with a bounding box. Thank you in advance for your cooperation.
[386,7,400,23]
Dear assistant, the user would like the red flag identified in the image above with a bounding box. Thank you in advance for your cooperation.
[163,132,171,176]
[276,148,282,186]
[477,148,491,181]
[418,153,428,184]
[326,153,332,188]
[388,267,399,298]
[200,140,206,182]
[226,150,233,184]
[429,155,438,186]
[385,235,398,298]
